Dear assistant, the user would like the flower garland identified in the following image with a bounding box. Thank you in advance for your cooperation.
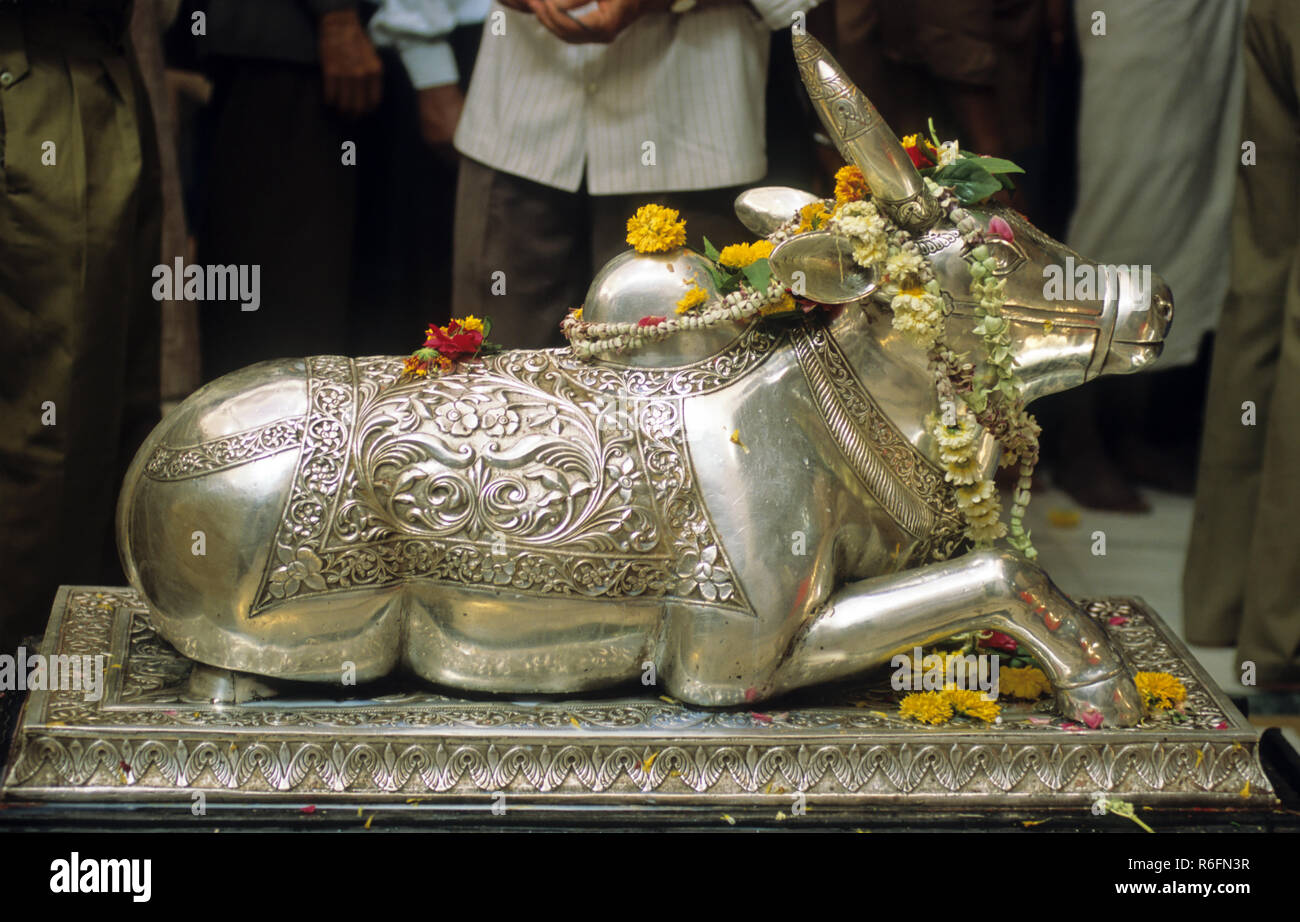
[564,131,1044,555]
[561,277,790,358]
[822,167,1042,556]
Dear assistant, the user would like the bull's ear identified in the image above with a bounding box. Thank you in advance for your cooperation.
[770,231,877,305]
[734,187,822,237]
[794,32,940,234]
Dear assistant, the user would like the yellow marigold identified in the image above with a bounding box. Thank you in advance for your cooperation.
[1000,666,1052,700]
[572,307,583,321]
[797,201,829,233]
[1134,671,1187,711]
[456,315,484,332]
[834,164,868,203]
[676,285,708,314]
[759,292,797,316]
[718,242,756,269]
[901,133,920,149]
[899,691,953,726]
[402,356,427,378]
[626,204,687,254]
[943,687,1001,723]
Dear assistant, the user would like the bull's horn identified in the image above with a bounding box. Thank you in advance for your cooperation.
[793,31,941,234]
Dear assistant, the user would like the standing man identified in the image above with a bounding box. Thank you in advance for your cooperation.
[1184,0,1300,687]
[196,0,487,378]
[0,0,162,646]
[452,0,820,348]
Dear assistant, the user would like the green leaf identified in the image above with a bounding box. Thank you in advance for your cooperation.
[932,159,987,183]
[703,236,721,264]
[741,258,771,292]
[480,316,493,339]
[967,156,1025,175]
[928,117,942,150]
[931,158,1004,204]
[950,176,1004,205]
[699,261,727,291]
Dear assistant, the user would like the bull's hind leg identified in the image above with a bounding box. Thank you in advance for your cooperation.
[769,549,1144,727]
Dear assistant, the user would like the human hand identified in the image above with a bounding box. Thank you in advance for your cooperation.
[417,83,465,149]
[529,0,671,45]
[319,8,384,117]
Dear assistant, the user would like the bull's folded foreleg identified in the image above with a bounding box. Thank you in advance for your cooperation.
[768,549,1144,727]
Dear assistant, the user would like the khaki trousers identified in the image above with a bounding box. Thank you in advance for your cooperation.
[1184,0,1300,683]
[0,5,161,647]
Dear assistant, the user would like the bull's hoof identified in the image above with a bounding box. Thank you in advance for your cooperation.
[1055,669,1145,728]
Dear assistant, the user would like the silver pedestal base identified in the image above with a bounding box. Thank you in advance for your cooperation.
[2,586,1277,808]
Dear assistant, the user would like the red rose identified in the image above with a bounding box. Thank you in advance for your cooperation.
[977,630,1018,654]
[906,145,934,169]
[424,322,483,361]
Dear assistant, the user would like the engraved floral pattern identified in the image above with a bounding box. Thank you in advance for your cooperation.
[267,547,327,598]
[675,545,734,603]
[247,342,773,615]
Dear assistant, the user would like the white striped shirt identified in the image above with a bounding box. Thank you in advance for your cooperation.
[454,1,818,195]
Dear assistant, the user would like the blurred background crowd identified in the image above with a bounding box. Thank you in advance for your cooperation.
[1,0,1297,716]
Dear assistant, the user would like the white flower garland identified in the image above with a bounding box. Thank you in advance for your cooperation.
[561,278,787,358]
[830,178,1040,556]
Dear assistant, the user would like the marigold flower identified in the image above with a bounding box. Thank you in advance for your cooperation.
[626,203,687,254]
[797,201,829,233]
[943,687,1000,723]
[718,242,756,268]
[1000,665,1051,700]
[1134,671,1187,711]
[899,691,953,726]
[759,292,797,316]
[676,285,708,314]
[834,164,868,204]
[456,315,485,332]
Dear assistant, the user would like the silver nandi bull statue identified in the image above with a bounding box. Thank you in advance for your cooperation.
[118,35,1171,727]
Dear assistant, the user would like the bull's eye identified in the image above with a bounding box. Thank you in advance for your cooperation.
[983,239,1026,276]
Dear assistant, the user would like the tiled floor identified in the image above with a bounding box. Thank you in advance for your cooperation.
[1023,484,1256,700]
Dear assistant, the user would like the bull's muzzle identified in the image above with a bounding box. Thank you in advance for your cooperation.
[1102,269,1174,374]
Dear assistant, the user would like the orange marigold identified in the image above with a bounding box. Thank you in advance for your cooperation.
[834,165,869,204]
